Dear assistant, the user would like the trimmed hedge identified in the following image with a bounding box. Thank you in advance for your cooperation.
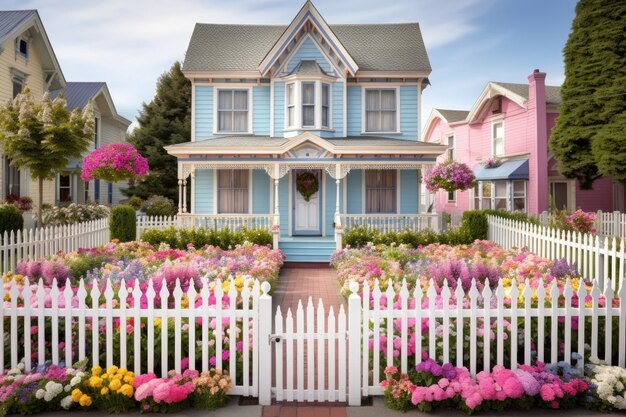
[0,204,24,236]
[141,226,273,249]
[460,209,540,241]
[110,205,137,242]
[343,226,471,249]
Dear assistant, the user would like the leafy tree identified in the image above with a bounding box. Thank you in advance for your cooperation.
[122,62,191,202]
[549,0,626,189]
[0,90,95,221]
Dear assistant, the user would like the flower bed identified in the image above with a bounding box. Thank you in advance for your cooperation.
[2,241,284,375]
[0,363,231,416]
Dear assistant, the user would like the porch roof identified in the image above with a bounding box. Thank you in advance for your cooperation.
[474,158,529,181]
[165,133,447,157]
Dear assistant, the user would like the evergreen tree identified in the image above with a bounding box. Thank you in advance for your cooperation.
[549,0,626,189]
[122,62,191,202]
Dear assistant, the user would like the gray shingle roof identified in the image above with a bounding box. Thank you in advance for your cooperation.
[50,82,105,110]
[0,10,35,43]
[328,137,442,147]
[492,82,561,105]
[183,22,431,73]
[288,60,330,76]
[436,109,469,124]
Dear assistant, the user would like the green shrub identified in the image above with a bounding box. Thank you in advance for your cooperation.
[36,203,109,227]
[460,210,489,240]
[0,204,24,236]
[141,226,272,249]
[343,226,471,249]
[127,196,144,210]
[110,205,137,242]
[141,195,177,217]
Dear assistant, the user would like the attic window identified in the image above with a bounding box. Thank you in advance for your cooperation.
[17,38,28,58]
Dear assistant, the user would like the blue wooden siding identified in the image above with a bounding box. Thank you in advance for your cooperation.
[252,169,270,213]
[398,85,418,140]
[332,82,343,136]
[195,86,213,139]
[273,81,285,137]
[346,170,362,214]
[347,86,361,136]
[285,37,332,74]
[324,173,343,237]
[195,169,213,214]
[279,174,289,236]
[400,170,419,214]
[253,86,270,135]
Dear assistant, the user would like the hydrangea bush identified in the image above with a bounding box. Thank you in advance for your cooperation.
[423,161,476,193]
[81,143,149,183]
[36,203,109,227]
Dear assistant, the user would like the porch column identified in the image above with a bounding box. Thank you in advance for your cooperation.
[328,163,350,251]
[267,163,289,248]
[190,170,195,214]
[182,178,187,213]
[177,179,183,214]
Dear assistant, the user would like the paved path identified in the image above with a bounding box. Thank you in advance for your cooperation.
[272,267,345,315]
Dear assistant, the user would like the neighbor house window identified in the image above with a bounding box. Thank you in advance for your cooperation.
[365,170,396,213]
[12,76,24,99]
[217,89,248,132]
[17,38,28,58]
[59,174,71,203]
[513,180,527,212]
[301,82,315,127]
[550,181,569,210]
[286,83,295,127]
[218,169,249,213]
[365,89,396,132]
[94,117,100,148]
[474,180,527,212]
[447,191,456,203]
[322,83,330,128]
[447,135,455,161]
[108,183,113,205]
[4,159,20,197]
[84,181,90,203]
[492,121,504,156]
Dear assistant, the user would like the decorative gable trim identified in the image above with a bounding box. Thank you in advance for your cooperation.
[467,82,527,124]
[258,1,358,77]
[274,33,343,79]
[422,109,467,142]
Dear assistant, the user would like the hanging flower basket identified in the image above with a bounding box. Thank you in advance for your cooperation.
[81,143,149,183]
[296,171,319,202]
[423,161,476,193]
[482,157,503,169]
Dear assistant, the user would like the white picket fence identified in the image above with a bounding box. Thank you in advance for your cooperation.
[539,210,626,237]
[0,218,109,275]
[489,215,626,291]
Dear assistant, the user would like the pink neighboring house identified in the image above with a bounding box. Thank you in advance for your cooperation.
[423,70,625,215]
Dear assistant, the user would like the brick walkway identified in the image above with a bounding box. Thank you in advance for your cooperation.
[266,267,348,416]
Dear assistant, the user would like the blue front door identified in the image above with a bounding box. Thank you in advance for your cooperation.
[292,169,322,236]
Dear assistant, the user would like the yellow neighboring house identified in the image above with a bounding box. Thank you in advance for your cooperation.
[0,10,131,211]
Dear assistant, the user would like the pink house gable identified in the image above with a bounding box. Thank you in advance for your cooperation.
[423,70,621,215]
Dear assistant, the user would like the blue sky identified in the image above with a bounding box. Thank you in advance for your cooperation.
[4,0,577,131]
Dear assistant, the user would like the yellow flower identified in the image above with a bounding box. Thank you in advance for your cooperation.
[92,366,102,376]
[123,374,134,383]
[102,373,109,380]
[501,278,512,288]
[100,387,109,395]
[106,366,119,375]
[79,394,92,407]
[154,318,162,327]
[117,367,128,376]
[109,378,122,391]
[71,389,83,402]
[234,277,244,291]
[119,384,134,397]
[181,295,189,308]
[88,376,103,388]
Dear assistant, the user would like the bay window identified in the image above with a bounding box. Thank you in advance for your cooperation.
[217,89,248,133]
[474,180,527,212]
[322,83,330,128]
[287,83,295,127]
[218,169,249,214]
[301,82,315,127]
[365,170,396,213]
[365,89,397,132]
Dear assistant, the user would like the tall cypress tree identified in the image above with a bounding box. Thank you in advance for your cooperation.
[122,62,191,202]
[549,0,626,189]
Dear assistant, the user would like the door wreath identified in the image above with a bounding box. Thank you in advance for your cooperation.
[296,171,319,202]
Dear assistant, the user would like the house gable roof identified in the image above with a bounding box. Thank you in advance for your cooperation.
[182,3,431,76]
[0,9,65,89]
[422,108,469,142]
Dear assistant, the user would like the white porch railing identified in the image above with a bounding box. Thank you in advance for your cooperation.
[340,213,440,234]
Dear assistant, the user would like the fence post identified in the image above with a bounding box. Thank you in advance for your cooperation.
[258,282,272,405]
[348,280,362,406]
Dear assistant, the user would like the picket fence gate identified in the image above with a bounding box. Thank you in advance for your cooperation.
[0,218,109,275]
[488,215,626,292]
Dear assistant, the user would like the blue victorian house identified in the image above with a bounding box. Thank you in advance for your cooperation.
[166,1,446,262]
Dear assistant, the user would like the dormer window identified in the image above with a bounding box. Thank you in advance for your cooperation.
[16,38,28,59]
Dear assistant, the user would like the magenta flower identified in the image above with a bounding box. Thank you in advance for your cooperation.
[81,143,149,182]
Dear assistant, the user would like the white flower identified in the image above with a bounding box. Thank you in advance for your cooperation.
[64,385,71,392]
[70,376,82,387]
[60,395,73,410]
[36,389,45,399]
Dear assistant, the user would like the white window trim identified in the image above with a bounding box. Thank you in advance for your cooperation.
[361,85,402,135]
[548,178,576,212]
[446,133,455,161]
[212,87,254,135]
[283,80,333,132]
[491,119,505,157]
[301,81,316,128]
[447,190,456,204]
[286,82,296,128]
[16,36,29,59]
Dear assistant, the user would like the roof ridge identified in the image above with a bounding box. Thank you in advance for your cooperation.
[492,80,561,88]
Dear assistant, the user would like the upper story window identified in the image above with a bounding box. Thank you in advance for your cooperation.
[12,75,24,99]
[492,121,504,156]
[447,135,455,161]
[16,38,28,59]
[287,83,295,127]
[365,88,397,133]
[94,117,100,148]
[322,84,330,128]
[217,89,249,133]
[301,82,315,127]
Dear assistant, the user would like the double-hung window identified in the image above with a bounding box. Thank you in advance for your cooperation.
[365,170,396,213]
[322,83,330,128]
[492,121,504,156]
[12,75,24,99]
[286,83,295,127]
[365,89,396,132]
[301,82,315,127]
[217,89,248,133]
[447,135,455,161]
[218,169,249,214]
[4,159,20,197]
[58,174,71,203]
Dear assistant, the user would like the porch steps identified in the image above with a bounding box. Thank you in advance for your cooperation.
[278,237,336,263]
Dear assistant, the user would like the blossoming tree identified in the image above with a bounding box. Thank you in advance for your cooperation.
[423,161,476,193]
[81,143,149,183]
[0,90,95,221]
